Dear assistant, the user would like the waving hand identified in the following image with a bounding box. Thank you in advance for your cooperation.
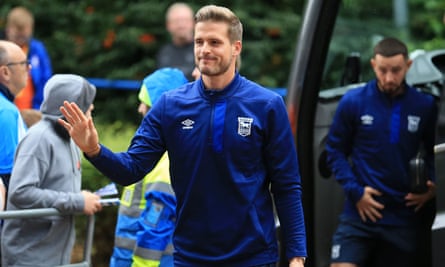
[58,101,101,157]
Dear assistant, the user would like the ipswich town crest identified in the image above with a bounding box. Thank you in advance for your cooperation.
[238,117,253,137]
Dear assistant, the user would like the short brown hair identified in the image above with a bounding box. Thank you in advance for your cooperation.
[194,5,243,43]
[373,37,408,59]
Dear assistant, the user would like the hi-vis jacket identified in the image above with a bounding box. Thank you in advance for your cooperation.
[110,68,186,267]
[110,153,175,267]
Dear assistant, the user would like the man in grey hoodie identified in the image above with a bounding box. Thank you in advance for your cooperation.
[1,74,103,267]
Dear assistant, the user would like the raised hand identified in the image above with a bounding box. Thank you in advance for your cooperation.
[58,101,101,157]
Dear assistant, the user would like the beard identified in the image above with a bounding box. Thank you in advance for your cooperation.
[377,80,404,97]
[198,56,233,77]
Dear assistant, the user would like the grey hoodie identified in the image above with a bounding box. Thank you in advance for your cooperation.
[1,74,96,267]
[40,74,96,119]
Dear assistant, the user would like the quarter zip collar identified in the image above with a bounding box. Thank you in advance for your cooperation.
[372,79,408,101]
[369,79,404,144]
[199,72,241,100]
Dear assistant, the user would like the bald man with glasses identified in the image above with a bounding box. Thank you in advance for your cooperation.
[0,40,30,209]
[5,60,30,67]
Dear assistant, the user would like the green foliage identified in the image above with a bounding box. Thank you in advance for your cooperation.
[0,0,304,83]
[322,0,445,90]
[93,89,142,125]
[410,0,445,39]
[0,0,305,122]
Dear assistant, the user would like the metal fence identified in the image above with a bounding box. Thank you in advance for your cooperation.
[0,208,95,267]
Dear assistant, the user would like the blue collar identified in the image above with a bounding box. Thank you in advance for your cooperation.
[199,72,240,99]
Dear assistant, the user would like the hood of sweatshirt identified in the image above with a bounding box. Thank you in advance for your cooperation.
[40,74,96,119]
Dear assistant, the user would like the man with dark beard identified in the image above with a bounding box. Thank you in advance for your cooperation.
[326,37,438,267]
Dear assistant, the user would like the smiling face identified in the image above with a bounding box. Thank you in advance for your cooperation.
[371,53,412,97]
[194,21,241,83]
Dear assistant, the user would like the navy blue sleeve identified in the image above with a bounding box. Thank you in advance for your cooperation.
[325,94,364,203]
[266,95,307,258]
[86,102,166,186]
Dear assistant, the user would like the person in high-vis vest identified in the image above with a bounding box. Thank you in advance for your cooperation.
[109,68,188,267]
[131,153,176,267]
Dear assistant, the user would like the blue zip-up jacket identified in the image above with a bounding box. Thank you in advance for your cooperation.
[28,38,52,109]
[88,73,307,266]
[326,79,437,226]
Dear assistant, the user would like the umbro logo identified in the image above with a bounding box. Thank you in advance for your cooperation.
[360,114,373,125]
[182,119,194,130]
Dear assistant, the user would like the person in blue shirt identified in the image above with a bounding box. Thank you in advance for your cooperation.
[0,39,32,263]
[0,40,29,199]
[326,37,438,267]
[59,5,307,267]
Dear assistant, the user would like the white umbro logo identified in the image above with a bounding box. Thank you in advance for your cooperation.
[181,119,194,129]
[360,114,374,125]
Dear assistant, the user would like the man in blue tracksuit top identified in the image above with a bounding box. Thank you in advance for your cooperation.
[326,37,438,267]
[59,5,307,267]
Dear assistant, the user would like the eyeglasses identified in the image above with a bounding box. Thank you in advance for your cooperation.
[6,60,30,68]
